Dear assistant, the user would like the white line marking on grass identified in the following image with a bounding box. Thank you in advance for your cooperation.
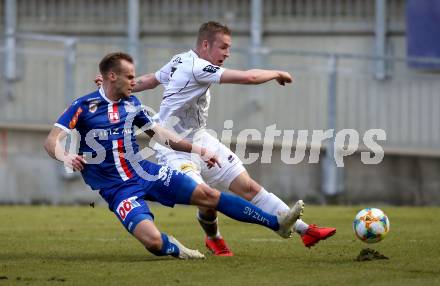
[3,237,125,242]
[250,238,284,243]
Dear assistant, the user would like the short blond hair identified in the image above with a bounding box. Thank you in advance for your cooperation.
[196,21,231,46]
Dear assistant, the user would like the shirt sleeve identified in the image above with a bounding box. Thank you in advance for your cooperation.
[55,100,83,132]
[154,55,182,85]
[155,64,170,85]
[192,58,225,84]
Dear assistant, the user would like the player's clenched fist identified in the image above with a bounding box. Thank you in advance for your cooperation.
[200,147,222,169]
[63,153,87,172]
[94,74,103,87]
[276,71,292,86]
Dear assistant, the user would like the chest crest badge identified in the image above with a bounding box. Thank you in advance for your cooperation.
[108,110,120,123]
[88,100,100,113]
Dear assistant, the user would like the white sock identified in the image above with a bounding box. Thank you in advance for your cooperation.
[293,219,309,235]
[251,188,310,235]
[251,188,289,215]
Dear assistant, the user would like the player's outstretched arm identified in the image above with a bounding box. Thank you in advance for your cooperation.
[133,73,161,92]
[94,73,160,92]
[220,69,292,86]
[44,127,87,171]
[145,124,221,168]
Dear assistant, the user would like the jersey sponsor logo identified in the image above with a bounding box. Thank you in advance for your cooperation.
[117,196,141,221]
[158,166,173,187]
[88,100,100,113]
[91,128,133,138]
[202,65,220,73]
[86,97,101,102]
[68,107,83,129]
[172,56,182,64]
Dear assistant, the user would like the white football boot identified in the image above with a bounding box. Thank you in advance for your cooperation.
[168,236,206,260]
[276,200,305,238]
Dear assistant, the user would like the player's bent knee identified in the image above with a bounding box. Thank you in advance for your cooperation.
[191,184,221,208]
[230,172,259,200]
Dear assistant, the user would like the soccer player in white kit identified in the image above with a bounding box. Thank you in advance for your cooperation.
[96,22,336,256]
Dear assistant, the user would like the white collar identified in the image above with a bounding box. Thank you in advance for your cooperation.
[190,49,200,58]
[99,86,120,103]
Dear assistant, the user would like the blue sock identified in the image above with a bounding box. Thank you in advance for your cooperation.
[149,233,180,257]
[216,192,279,231]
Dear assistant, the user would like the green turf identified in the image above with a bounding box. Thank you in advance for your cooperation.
[1,205,439,286]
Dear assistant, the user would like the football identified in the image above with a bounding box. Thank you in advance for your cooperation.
[353,208,390,243]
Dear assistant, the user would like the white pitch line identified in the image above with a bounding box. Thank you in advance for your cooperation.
[250,238,284,243]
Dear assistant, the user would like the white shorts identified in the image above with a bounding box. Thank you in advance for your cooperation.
[154,132,245,191]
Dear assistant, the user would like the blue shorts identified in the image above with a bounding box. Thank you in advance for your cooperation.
[99,161,198,233]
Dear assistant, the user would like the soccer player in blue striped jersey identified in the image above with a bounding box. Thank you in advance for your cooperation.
[45,52,304,259]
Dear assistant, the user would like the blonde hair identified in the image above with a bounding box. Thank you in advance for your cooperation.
[196,21,231,47]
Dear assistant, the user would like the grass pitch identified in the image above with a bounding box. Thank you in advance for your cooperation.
[1,205,439,286]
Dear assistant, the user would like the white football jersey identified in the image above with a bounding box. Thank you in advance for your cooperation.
[154,50,225,140]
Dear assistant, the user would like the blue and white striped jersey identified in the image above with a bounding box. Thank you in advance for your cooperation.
[55,87,154,190]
